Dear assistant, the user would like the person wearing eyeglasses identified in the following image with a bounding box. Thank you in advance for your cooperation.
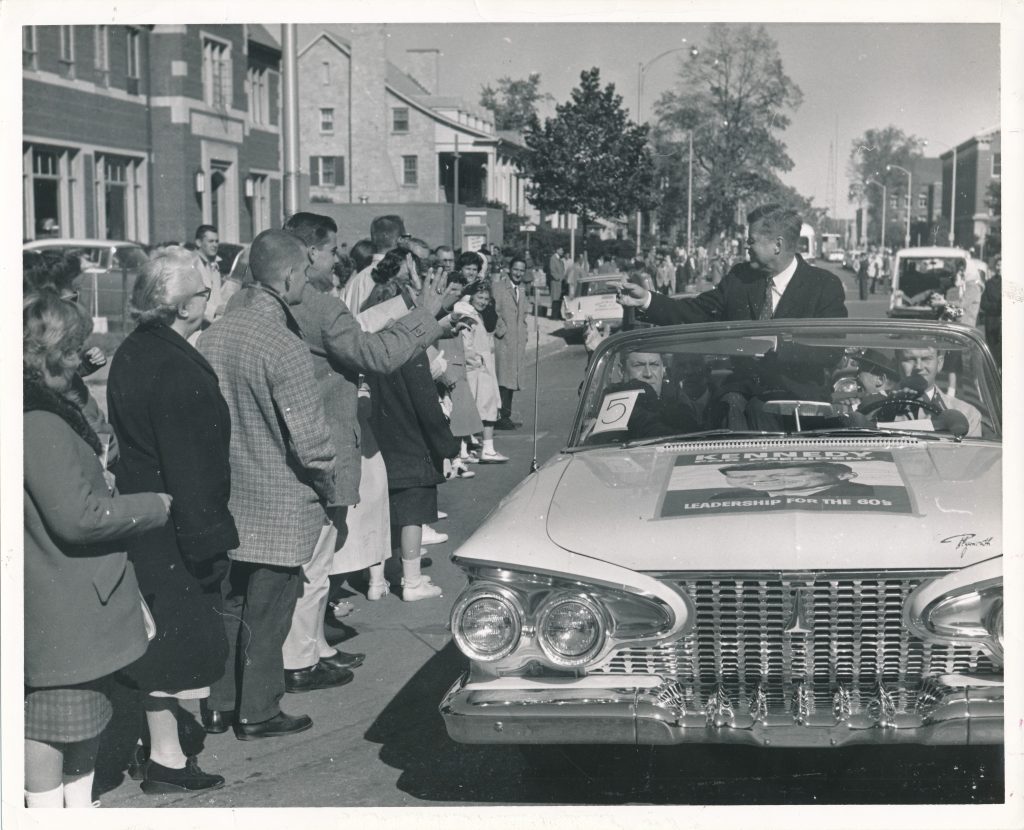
[105,246,237,794]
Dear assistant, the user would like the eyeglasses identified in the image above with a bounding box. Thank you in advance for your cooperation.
[193,287,212,300]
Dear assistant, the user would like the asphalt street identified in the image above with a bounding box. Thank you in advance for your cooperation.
[94,264,1003,807]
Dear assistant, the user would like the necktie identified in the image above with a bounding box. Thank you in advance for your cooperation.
[758,276,775,320]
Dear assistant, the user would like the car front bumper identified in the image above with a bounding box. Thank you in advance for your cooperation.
[440,673,1003,748]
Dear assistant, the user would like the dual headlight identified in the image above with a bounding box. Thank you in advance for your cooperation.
[904,557,1003,664]
[451,587,609,668]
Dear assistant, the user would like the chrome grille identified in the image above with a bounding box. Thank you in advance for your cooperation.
[593,573,998,717]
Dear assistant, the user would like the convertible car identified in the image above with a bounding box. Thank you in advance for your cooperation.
[441,319,1003,749]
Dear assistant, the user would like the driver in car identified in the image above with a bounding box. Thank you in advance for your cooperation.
[892,347,982,437]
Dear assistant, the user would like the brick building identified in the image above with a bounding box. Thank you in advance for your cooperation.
[886,156,944,247]
[23,24,282,245]
[940,127,1001,252]
[296,26,536,246]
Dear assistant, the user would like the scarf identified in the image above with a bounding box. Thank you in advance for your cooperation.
[23,374,103,457]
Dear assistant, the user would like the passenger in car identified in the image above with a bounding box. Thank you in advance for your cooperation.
[603,351,702,439]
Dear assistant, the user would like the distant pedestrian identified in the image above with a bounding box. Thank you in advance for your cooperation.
[978,256,1001,367]
[493,256,530,430]
[548,246,566,319]
[192,224,225,326]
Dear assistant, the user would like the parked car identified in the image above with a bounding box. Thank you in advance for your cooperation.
[442,318,1002,749]
[561,273,625,335]
[890,246,971,319]
[826,249,846,263]
[23,239,148,327]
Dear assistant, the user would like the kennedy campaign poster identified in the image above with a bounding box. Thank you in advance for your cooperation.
[660,450,913,517]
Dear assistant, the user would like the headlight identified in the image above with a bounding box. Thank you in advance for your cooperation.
[451,590,522,661]
[904,557,1002,663]
[536,595,606,667]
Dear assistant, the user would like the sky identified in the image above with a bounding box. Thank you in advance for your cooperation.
[299,21,999,220]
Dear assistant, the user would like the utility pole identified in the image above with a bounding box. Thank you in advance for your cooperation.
[452,135,461,248]
[281,24,300,219]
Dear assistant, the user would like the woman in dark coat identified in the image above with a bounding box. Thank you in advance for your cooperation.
[362,255,460,601]
[24,290,171,808]
[106,246,237,795]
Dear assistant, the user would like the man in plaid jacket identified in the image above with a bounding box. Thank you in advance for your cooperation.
[198,230,339,740]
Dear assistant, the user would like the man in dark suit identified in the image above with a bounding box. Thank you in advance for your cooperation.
[617,204,848,323]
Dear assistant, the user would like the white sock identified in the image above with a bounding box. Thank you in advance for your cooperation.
[483,438,495,454]
[401,557,421,587]
[25,784,63,808]
[62,771,95,807]
[460,439,467,456]
[368,562,386,587]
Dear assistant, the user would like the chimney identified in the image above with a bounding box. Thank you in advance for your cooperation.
[404,48,439,95]
[347,24,396,198]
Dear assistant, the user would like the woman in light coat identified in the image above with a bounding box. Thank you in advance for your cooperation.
[455,281,509,463]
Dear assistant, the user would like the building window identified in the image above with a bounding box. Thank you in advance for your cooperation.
[101,156,129,240]
[203,36,232,110]
[94,25,110,84]
[322,61,330,84]
[23,26,37,70]
[309,156,345,188]
[126,28,141,78]
[320,107,334,133]
[917,194,927,209]
[992,153,1001,177]
[392,107,409,133]
[247,174,271,237]
[402,155,418,186]
[248,65,269,125]
[59,26,75,78]
[25,145,88,241]
[889,195,898,209]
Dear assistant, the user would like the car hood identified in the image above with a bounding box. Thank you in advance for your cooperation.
[545,439,1001,572]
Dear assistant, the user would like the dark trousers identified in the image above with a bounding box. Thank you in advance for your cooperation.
[499,386,514,421]
[208,560,302,724]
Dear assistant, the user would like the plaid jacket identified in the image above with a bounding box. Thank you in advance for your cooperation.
[198,287,338,567]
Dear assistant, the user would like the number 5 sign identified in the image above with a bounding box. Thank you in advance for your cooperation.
[590,389,643,436]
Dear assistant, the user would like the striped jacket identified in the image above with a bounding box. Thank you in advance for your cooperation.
[198,286,338,567]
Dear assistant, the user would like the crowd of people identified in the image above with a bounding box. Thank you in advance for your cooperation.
[21,212,533,806]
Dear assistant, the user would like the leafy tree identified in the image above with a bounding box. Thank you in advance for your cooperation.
[522,68,659,254]
[652,24,804,243]
[480,74,553,132]
[846,126,925,245]
[983,179,1000,258]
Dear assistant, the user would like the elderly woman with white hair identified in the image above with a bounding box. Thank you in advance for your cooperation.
[106,246,237,794]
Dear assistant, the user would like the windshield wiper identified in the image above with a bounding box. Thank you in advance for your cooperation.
[624,429,787,448]
[801,427,945,441]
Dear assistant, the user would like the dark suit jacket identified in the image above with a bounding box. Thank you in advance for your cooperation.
[643,255,848,325]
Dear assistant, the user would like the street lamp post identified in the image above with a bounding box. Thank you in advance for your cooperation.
[686,128,693,255]
[887,164,912,249]
[865,178,886,249]
[636,43,699,256]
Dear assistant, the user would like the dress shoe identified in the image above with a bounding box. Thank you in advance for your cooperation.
[199,702,234,734]
[493,417,518,430]
[421,556,433,569]
[284,662,355,693]
[319,651,365,671]
[436,510,448,520]
[234,711,313,741]
[140,756,225,795]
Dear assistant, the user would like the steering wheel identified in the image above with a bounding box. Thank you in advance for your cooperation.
[859,395,943,421]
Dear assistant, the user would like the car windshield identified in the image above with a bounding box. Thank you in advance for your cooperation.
[579,278,619,297]
[572,321,1001,447]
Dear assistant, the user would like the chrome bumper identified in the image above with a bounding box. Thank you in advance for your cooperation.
[440,674,1003,748]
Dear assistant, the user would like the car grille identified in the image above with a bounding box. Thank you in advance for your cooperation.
[592,573,999,717]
